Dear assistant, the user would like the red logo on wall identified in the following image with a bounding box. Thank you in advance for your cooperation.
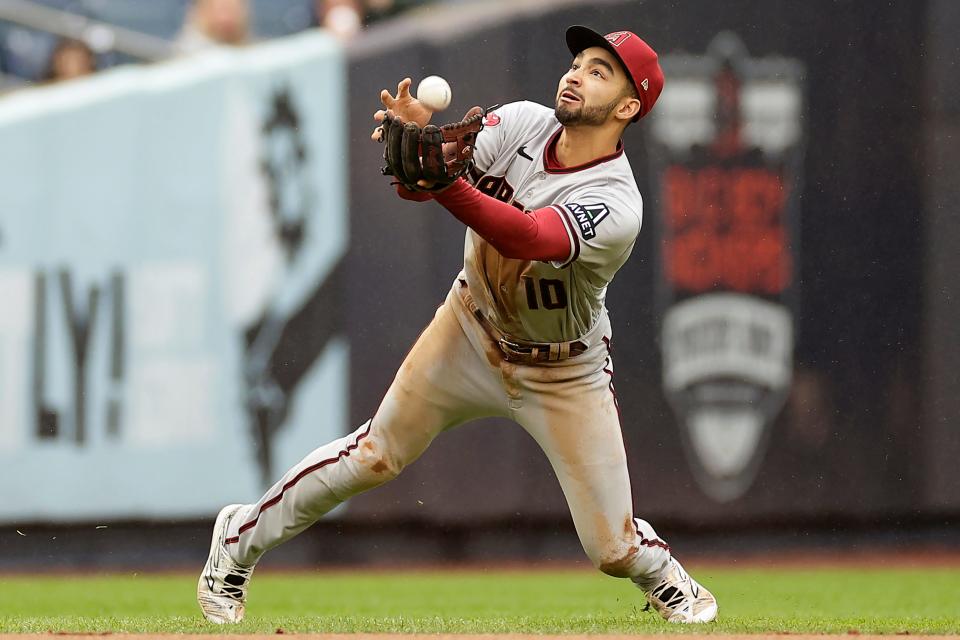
[647,32,805,503]
[662,166,791,295]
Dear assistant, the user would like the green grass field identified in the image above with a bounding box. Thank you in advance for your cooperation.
[1,566,958,634]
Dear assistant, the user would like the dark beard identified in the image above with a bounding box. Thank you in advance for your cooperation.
[554,95,621,126]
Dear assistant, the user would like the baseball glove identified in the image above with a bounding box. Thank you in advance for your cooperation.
[379,107,487,192]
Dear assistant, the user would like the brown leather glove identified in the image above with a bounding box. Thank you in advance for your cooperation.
[379,106,488,192]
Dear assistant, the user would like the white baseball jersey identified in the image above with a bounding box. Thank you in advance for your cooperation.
[464,100,644,343]
[217,96,675,606]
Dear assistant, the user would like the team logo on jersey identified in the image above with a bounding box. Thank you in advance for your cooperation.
[566,202,610,240]
[484,112,501,127]
[647,33,805,502]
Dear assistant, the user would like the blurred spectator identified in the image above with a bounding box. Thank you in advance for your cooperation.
[314,0,362,41]
[176,0,252,53]
[312,0,438,32]
[44,38,97,83]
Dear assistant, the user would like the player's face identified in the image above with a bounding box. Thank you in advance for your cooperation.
[555,47,635,127]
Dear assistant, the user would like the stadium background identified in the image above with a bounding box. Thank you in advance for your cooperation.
[0,0,957,572]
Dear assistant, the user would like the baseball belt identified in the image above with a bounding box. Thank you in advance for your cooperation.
[457,279,587,363]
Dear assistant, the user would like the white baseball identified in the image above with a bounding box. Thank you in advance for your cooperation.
[416,75,452,112]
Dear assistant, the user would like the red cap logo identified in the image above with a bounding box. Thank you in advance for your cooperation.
[605,32,632,47]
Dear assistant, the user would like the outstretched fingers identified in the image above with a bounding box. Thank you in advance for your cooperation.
[379,78,412,109]
[379,88,395,109]
[374,77,415,139]
[396,77,412,100]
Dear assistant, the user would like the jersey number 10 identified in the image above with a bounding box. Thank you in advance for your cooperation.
[522,276,568,310]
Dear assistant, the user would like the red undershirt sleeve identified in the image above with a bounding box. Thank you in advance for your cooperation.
[429,178,573,262]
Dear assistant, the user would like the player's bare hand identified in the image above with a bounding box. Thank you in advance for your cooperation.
[380,78,433,128]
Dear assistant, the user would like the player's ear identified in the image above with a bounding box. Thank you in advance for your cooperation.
[615,96,641,123]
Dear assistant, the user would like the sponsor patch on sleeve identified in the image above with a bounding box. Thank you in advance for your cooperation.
[565,202,610,240]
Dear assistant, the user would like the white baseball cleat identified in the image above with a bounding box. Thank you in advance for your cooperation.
[643,556,718,623]
[197,504,255,624]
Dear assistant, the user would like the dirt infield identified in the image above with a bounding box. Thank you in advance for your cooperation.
[13,635,960,640]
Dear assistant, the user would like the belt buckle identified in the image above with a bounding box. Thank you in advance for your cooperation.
[498,338,530,362]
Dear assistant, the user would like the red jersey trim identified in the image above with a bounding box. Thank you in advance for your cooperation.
[543,127,625,174]
[553,204,582,268]
[548,205,577,267]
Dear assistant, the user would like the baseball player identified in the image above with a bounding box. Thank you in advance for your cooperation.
[198,25,718,625]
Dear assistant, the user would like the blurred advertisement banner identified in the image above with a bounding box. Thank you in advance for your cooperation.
[0,32,348,522]
[649,33,805,502]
